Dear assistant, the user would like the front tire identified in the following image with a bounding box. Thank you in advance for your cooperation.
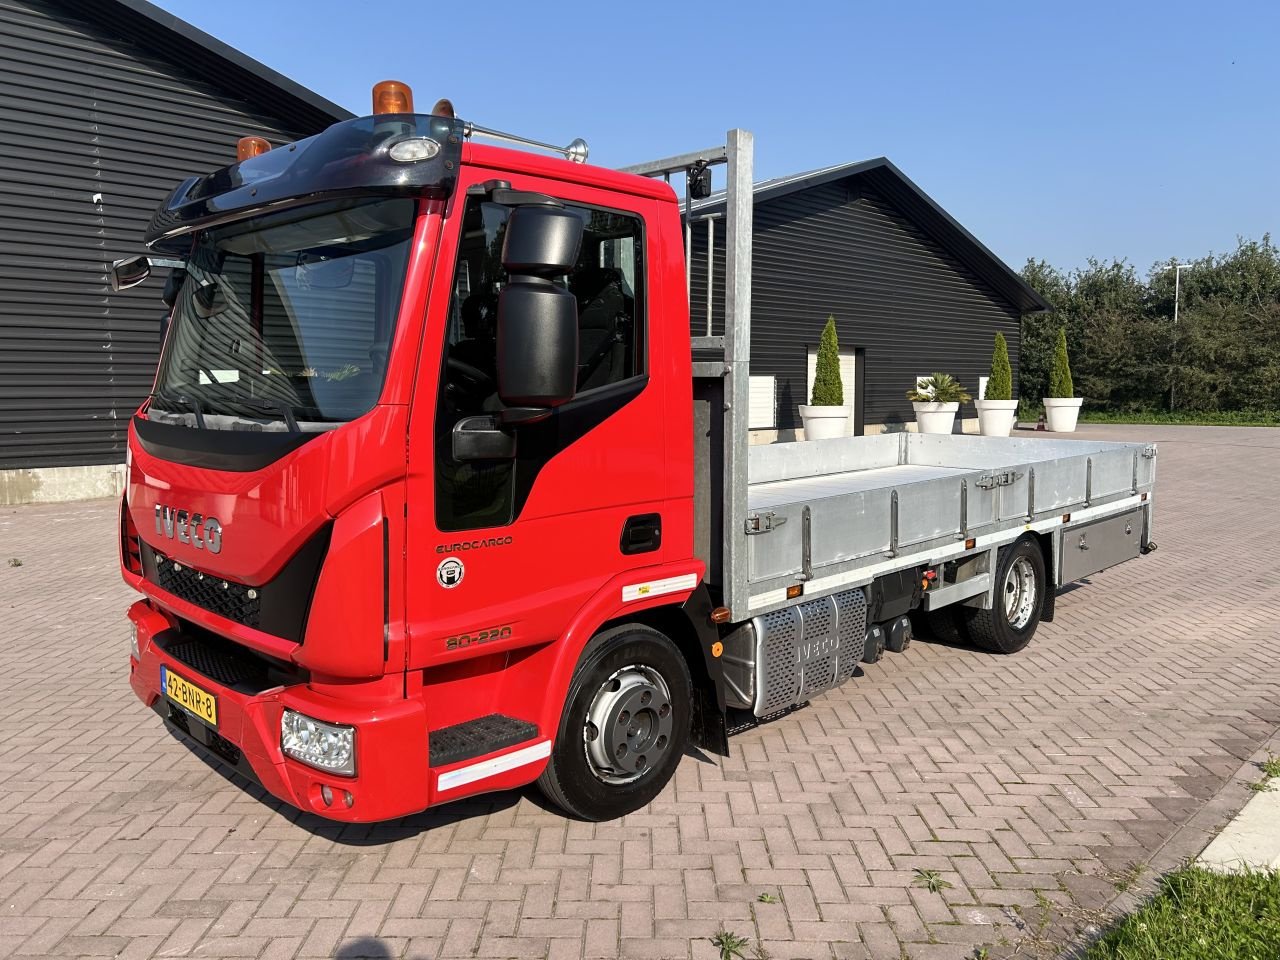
[963,536,1046,654]
[537,624,691,820]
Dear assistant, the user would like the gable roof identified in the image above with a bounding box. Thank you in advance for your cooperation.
[59,0,353,133]
[691,158,1051,314]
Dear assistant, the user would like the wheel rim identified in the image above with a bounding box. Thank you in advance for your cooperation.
[1004,556,1038,629]
[583,664,674,784]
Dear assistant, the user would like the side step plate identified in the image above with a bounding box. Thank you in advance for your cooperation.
[428,714,539,768]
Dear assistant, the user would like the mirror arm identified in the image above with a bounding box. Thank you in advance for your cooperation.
[499,406,553,426]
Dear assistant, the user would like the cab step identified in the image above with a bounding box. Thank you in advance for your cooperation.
[428,714,539,767]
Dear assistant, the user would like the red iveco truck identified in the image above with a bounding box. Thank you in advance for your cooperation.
[117,82,1158,822]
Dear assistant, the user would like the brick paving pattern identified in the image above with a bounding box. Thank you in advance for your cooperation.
[2,424,1278,959]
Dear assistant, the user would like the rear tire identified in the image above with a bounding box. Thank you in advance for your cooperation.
[537,624,691,821]
[912,606,966,645]
[963,536,1046,654]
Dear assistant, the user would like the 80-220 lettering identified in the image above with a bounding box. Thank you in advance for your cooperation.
[444,625,513,651]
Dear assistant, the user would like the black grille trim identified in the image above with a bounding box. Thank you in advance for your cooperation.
[139,522,332,643]
[155,560,261,628]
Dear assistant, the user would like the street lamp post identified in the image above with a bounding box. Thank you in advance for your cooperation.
[1168,262,1195,411]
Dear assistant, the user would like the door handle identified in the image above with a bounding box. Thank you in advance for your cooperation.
[620,513,661,555]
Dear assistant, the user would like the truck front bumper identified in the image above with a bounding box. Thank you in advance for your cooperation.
[127,601,429,822]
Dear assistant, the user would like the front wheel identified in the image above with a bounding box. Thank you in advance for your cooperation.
[537,624,691,820]
[963,536,1046,654]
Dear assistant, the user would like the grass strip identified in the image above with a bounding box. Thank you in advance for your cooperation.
[1084,866,1280,959]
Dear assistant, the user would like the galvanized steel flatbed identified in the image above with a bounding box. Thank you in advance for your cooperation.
[738,432,1156,617]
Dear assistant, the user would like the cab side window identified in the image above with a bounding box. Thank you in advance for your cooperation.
[434,196,646,532]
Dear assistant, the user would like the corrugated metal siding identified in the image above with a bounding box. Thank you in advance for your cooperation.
[0,0,324,469]
[689,178,1022,431]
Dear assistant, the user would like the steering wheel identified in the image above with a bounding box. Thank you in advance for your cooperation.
[446,356,495,398]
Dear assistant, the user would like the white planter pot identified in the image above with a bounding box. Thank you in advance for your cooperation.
[912,401,959,435]
[975,398,1019,437]
[799,404,851,440]
[1043,397,1084,433]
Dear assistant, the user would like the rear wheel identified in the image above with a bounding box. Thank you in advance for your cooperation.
[537,624,691,820]
[963,536,1046,654]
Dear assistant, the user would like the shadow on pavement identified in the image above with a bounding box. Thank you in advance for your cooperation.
[170,730,531,841]
[335,938,395,959]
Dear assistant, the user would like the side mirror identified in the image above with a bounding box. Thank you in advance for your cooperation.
[496,206,583,416]
[110,255,151,291]
[500,204,582,274]
[161,267,187,309]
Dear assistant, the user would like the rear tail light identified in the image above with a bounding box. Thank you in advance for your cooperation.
[120,495,142,575]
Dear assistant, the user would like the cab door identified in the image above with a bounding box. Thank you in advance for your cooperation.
[404,168,668,726]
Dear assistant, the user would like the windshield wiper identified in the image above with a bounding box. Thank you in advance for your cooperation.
[239,396,300,433]
[152,392,206,429]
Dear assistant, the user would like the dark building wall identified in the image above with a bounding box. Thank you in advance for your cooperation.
[0,0,326,469]
[689,177,1023,431]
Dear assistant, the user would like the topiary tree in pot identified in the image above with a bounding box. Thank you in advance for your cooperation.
[977,332,1019,436]
[1044,326,1082,431]
[799,316,851,440]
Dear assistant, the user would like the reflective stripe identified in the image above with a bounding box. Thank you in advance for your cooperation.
[436,739,552,792]
[621,573,698,603]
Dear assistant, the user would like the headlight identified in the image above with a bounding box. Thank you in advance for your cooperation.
[130,623,140,659]
[281,709,356,776]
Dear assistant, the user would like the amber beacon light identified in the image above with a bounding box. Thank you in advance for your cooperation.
[236,136,271,162]
[372,80,414,115]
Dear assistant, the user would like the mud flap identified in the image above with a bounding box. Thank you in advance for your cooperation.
[681,586,730,757]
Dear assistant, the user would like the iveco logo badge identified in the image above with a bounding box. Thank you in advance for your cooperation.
[154,504,223,554]
[436,556,464,589]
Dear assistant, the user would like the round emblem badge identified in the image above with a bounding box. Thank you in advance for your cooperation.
[436,556,465,589]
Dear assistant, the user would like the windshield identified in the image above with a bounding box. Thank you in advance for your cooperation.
[151,198,416,431]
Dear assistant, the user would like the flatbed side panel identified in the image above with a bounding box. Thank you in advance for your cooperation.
[809,487,893,569]
[903,433,1134,467]
[748,433,900,485]
[896,477,964,547]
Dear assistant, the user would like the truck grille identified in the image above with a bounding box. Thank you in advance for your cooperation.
[154,556,262,629]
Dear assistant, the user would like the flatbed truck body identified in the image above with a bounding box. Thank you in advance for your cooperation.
[116,87,1157,822]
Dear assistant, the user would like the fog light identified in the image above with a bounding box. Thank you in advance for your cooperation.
[281,710,356,776]
[130,623,140,659]
[320,784,333,806]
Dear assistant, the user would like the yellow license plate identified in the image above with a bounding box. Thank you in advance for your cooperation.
[161,665,218,727]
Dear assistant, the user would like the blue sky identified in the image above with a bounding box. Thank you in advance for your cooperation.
[159,0,1277,275]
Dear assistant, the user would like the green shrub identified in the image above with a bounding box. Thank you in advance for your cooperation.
[811,316,843,406]
[1049,326,1074,398]
[906,372,972,404]
[985,333,1013,400]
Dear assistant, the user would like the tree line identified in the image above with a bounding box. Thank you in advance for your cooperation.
[1018,235,1280,413]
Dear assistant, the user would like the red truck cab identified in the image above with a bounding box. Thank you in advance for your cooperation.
[121,88,724,822]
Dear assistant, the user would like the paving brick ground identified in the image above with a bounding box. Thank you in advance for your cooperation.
[2,424,1279,960]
